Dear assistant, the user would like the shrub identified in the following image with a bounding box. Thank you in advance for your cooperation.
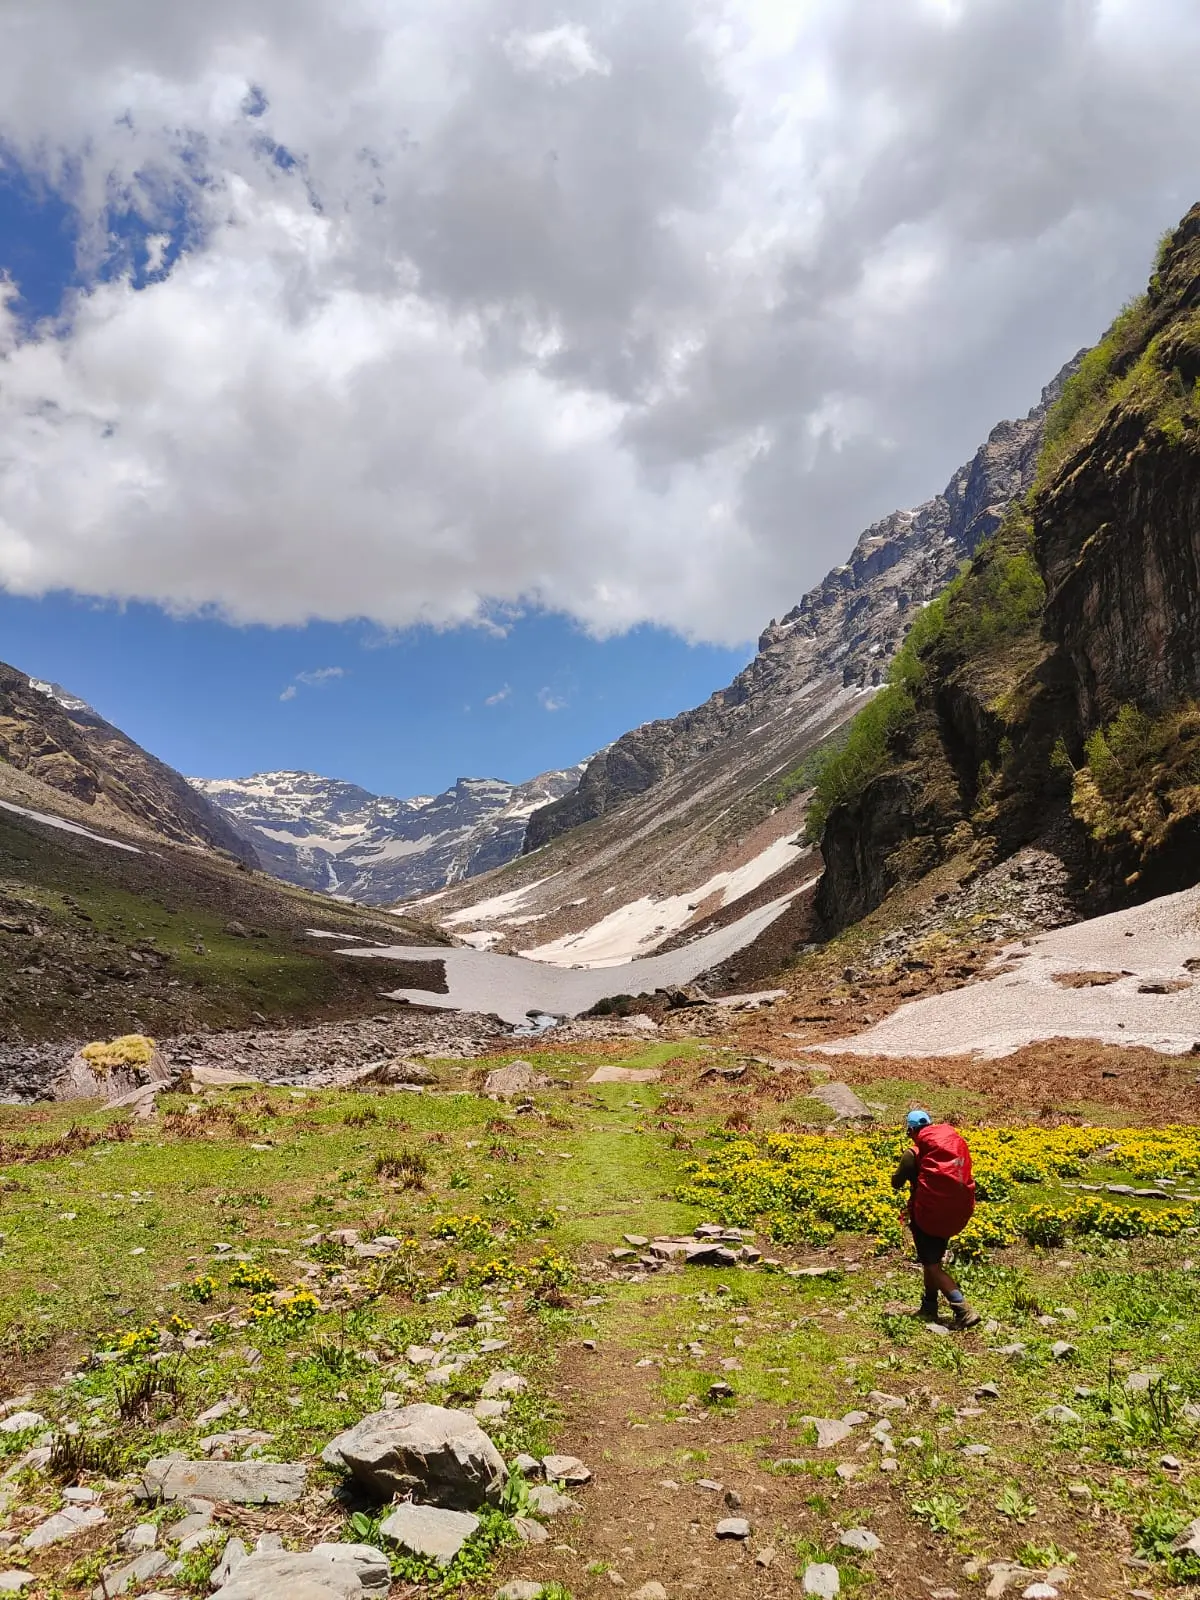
[81,1033,157,1072]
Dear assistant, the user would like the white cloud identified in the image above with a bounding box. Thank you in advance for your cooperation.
[280,665,345,699]
[0,0,1197,646]
[538,687,568,712]
[279,684,297,701]
[484,684,512,706]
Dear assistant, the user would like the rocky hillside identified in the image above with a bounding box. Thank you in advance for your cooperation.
[410,367,1073,969]
[0,663,257,864]
[812,202,1200,931]
[191,766,584,905]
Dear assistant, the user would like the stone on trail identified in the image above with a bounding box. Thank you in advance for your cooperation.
[542,1453,591,1484]
[715,1519,751,1540]
[809,1082,874,1120]
[495,1584,548,1600]
[809,1417,854,1449]
[322,1404,507,1508]
[838,1528,881,1553]
[343,1058,434,1088]
[138,1457,306,1504]
[1050,1341,1076,1360]
[587,1065,661,1084]
[22,1504,107,1549]
[90,1551,169,1598]
[481,1371,527,1399]
[380,1503,480,1566]
[512,1452,542,1477]
[527,1485,578,1516]
[803,1562,841,1598]
[631,1585,668,1600]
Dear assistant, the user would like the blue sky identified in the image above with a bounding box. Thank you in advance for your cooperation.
[0,164,750,797]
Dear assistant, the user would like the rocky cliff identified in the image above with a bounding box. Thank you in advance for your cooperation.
[813,202,1200,930]
[0,664,258,863]
[192,765,584,905]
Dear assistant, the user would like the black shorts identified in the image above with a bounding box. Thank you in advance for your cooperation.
[911,1223,949,1265]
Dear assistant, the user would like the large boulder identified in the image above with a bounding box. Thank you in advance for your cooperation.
[483,1062,546,1096]
[51,1035,177,1104]
[322,1405,507,1509]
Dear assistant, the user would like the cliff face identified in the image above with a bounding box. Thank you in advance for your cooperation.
[525,364,1073,855]
[814,202,1200,931]
[0,665,258,864]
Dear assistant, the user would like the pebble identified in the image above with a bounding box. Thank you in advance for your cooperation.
[755,1547,777,1568]
[835,1463,859,1480]
[630,1585,667,1600]
[1050,1342,1076,1361]
[1039,1406,1080,1425]
[975,1383,1001,1401]
[542,1454,591,1484]
[715,1519,750,1540]
[1066,1483,1092,1503]
[1161,1454,1182,1471]
[962,1444,992,1457]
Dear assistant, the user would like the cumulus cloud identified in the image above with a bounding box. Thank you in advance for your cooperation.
[0,0,1198,645]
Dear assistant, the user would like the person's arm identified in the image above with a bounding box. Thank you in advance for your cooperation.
[891,1149,917,1190]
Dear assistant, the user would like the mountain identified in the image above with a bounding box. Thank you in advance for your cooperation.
[812,202,1200,931]
[190,766,586,905]
[0,662,258,864]
[406,359,1077,974]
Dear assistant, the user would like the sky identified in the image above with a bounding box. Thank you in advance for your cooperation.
[1,0,1199,798]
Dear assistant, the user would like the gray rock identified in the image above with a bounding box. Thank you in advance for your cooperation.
[0,1412,45,1433]
[803,1563,841,1597]
[1039,1406,1081,1425]
[0,1577,34,1595]
[495,1585,546,1600]
[311,1543,391,1598]
[139,1458,306,1504]
[212,1551,363,1599]
[513,1517,549,1544]
[91,1551,169,1598]
[481,1372,527,1399]
[1172,1518,1200,1556]
[630,1586,668,1600]
[512,1452,542,1477]
[839,1528,880,1552]
[323,1405,507,1509]
[1050,1342,1076,1361]
[542,1454,591,1484]
[715,1519,750,1540]
[123,1523,159,1551]
[809,1082,873,1120]
[474,1399,509,1422]
[975,1383,1001,1401]
[1125,1371,1163,1393]
[527,1485,578,1516]
[22,1504,107,1548]
[211,1538,248,1588]
[810,1417,853,1449]
[379,1503,479,1566]
[484,1062,546,1096]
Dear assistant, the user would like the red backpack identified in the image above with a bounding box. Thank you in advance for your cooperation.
[911,1124,976,1238]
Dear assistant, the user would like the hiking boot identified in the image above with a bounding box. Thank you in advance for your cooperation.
[951,1300,981,1329]
[914,1296,939,1322]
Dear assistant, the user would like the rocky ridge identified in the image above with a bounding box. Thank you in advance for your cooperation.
[191,766,584,906]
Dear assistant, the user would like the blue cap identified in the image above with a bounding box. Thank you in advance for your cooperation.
[906,1109,932,1134]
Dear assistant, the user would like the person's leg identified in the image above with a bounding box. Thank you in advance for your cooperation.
[922,1261,958,1300]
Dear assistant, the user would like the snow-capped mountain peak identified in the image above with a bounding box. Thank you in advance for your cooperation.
[189,764,584,903]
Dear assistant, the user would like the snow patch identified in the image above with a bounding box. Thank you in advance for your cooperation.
[0,799,143,853]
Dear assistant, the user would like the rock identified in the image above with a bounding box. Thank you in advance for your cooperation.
[481,1372,527,1399]
[1050,1342,1075,1360]
[623,1235,650,1248]
[310,1545,391,1599]
[344,1058,434,1088]
[630,1587,667,1600]
[1039,1406,1080,1425]
[496,1585,547,1600]
[380,1504,480,1566]
[123,1523,159,1551]
[810,1417,853,1449]
[91,1551,169,1597]
[212,1550,365,1599]
[835,1463,858,1480]
[1125,1371,1163,1393]
[484,1062,547,1096]
[0,1577,34,1595]
[22,1504,107,1548]
[715,1518,751,1540]
[1171,1518,1200,1556]
[867,1391,907,1411]
[802,1563,841,1598]
[0,1412,45,1433]
[707,1382,735,1403]
[975,1383,1001,1401]
[188,1064,260,1089]
[1066,1483,1091,1503]
[527,1485,577,1516]
[839,1528,880,1552]
[210,1537,248,1588]
[587,1066,661,1083]
[513,1518,549,1545]
[809,1083,874,1120]
[474,1400,509,1421]
[139,1458,306,1503]
[322,1404,507,1508]
[1021,1587,1059,1600]
[512,1452,542,1477]
[542,1454,591,1484]
[52,1036,177,1104]
[756,1546,777,1568]
[1161,1454,1182,1471]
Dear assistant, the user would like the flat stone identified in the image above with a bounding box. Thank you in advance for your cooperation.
[22,1504,107,1549]
[867,1391,907,1411]
[802,1563,840,1598]
[322,1404,507,1509]
[212,1550,365,1599]
[810,1417,853,1449]
[630,1586,668,1600]
[1171,1518,1200,1556]
[1039,1406,1080,1425]
[839,1528,881,1552]
[542,1454,591,1484]
[715,1518,750,1540]
[210,1537,247,1589]
[809,1082,873,1119]
[835,1463,858,1480]
[1050,1342,1075,1360]
[123,1523,158,1551]
[380,1503,479,1567]
[91,1551,169,1598]
[308,1542,393,1597]
[1066,1483,1091,1503]
[587,1066,661,1083]
[623,1235,649,1248]
[139,1458,306,1504]
[975,1383,1001,1401]
[756,1546,777,1568]
[513,1518,549,1544]
[474,1400,509,1421]
[0,1577,35,1595]
[1126,1371,1163,1393]
[527,1485,578,1515]
[1021,1586,1059,1599]
[496,1584,547,1600]
[512,1453,542,1477]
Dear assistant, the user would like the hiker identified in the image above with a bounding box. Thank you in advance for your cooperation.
[892,1109,980,1327]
